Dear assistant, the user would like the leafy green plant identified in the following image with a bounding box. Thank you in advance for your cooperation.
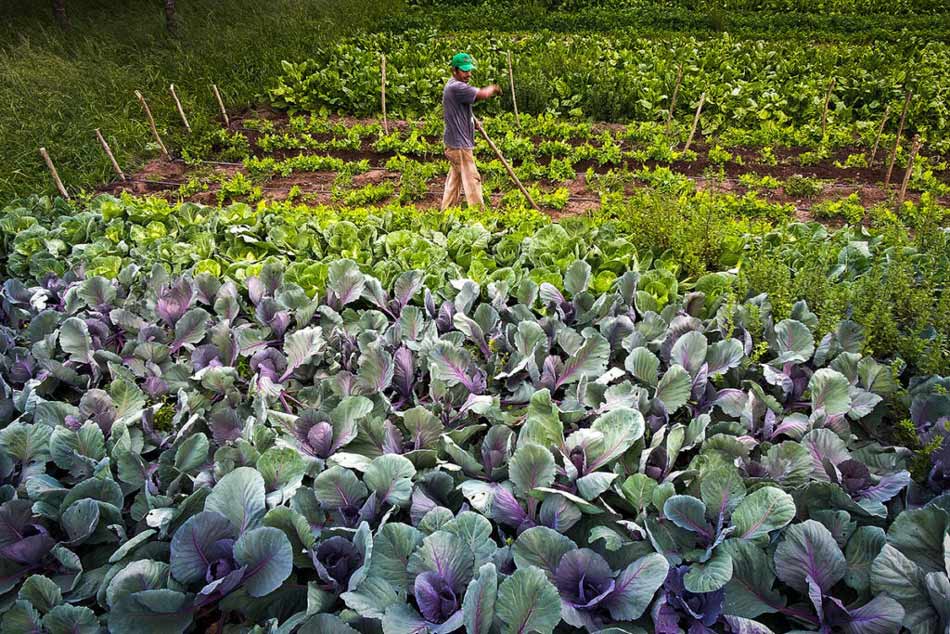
[708,144,733,165]
[784,174,824,198]
[812,192,866,224]
[835,152,869,168]
[342,181,395,205]
[216,172,262,204]
[739,173,781,190]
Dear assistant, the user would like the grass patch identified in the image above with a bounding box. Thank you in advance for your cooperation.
[0,0,394,201]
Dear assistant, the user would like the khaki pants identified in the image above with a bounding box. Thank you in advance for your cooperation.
[441,147,483,210]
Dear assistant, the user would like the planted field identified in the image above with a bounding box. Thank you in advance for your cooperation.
[1,2,950,634]
[98,110,950,221]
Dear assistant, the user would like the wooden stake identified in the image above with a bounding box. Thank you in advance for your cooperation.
[211,84,230,128]
[39,147,69,199]
[52,0,68,30]
[474,117,538,211]
[164,0,178,35]
[884,89,912,187]
[169,84,191,133]
[95,129,126,181]
[134,90,170,159]
[666,64,683,134]
[682,91,706,154]
[820,77,836,138]
[507,50,520,129]
[381,54,388,134]
[869,104,891,166]
[897,134,922,206]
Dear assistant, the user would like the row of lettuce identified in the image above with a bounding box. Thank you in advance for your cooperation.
[270,29,950,151]
[197,112,946,187]
[0,193,948,633]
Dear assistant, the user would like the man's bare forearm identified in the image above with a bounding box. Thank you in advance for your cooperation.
[475,84,502,101]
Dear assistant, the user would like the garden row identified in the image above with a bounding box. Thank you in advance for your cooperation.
[398,0,950,42]
[107,110,949,222]
[0,191,949,633]
[409,0,950,15]
[3,192,948,375]
[270,30,950,150]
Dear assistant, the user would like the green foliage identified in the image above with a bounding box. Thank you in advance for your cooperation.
[0,0,391,201]
[812,193,866,225]
[216,172,262,205]
[343,182,395,206]
[739,173,781,190]
[270,29,950,151]
[708,144,733,165]
[784,175,825,198]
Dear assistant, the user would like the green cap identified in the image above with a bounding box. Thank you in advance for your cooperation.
[450,52,476,71]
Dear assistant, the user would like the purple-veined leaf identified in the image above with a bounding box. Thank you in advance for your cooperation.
[707,338,744,376]
[671,331,708,377]
[773,319,814,365]
[327,259,365,307]
[205,467,266,533]
[496,566,561,634]
[463,563,497,634]
[838,594,904,634]
[169,511,236,583]
[731,487,795,541]
[553,333,609,390]
[233,526,293,597]
[508,443,556,497]
[428,341,483,394]
[602,552,669,621]
[775,520,847,594]
[357,342,394,393]
[280,326,324,382]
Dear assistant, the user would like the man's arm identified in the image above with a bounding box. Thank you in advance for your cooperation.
[474,84,502,101]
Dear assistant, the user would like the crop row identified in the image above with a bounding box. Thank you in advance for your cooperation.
[410,0,949,16]
[3,192,948,372]
[270,30,950,148]
[158,112,950,223]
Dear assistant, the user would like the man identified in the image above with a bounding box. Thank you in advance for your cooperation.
[441,52,501,210]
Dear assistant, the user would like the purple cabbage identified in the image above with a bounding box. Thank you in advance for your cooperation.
[414,571,462,623]
[312,536,362,592]
[653,565,725,634]
[156,278,195,325]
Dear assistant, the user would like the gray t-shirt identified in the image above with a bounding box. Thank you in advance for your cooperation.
[443,78,478,149]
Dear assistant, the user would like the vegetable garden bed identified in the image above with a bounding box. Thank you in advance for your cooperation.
[95,111,950,222]
[1,188,948,633]
[3,4,950,634]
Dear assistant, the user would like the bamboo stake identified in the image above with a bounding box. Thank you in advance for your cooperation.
[682,91,706,154]
[39,147,69,199]
[169,84,191,133]
[820,77,836,138]
[507,50,520,129]
[884,89,912,187]
[211,84,230,128]
[95,129,126,181]
[897,134,922,206]
[381,54,389,134]
[666,64,683,134]
[474,117,538,211]
[869,104,891,166]
[134,90,170,159]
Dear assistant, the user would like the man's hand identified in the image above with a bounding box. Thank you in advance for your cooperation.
[475,84,502,101]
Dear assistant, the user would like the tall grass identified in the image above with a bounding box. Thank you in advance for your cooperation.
[0,0,397,201]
